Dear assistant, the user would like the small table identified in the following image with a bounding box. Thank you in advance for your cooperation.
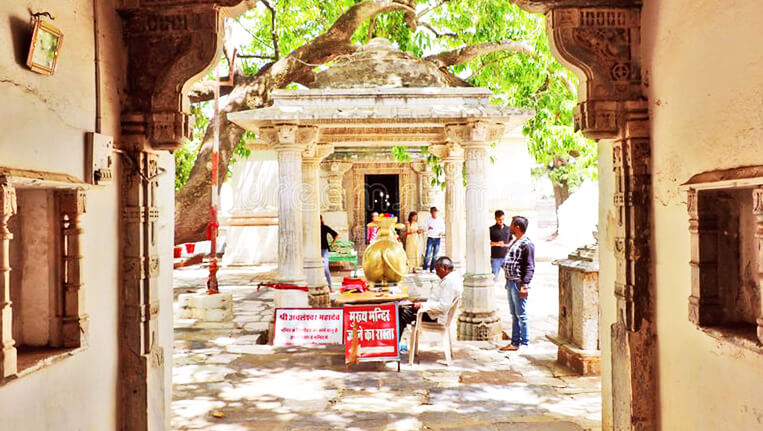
[334,284,409,306]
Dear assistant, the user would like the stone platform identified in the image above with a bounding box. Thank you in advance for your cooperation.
[177,291,234,322]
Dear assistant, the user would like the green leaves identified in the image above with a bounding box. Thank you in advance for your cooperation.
[178,0,595,198]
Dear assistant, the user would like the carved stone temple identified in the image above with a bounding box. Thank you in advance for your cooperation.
[228,38,533,340]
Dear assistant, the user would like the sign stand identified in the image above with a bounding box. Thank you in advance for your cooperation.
[343,302,401,372]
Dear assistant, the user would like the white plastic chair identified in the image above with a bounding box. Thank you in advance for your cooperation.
[408,297,461,366]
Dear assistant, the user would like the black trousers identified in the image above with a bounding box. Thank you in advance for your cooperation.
[398,304,437,339]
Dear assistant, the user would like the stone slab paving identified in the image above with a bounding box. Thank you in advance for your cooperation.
[172,260,601,431]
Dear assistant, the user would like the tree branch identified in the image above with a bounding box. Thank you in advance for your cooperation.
[238,54,277,60]
[261,0,280,59]
[419,22,458,39]
[425,40,534,68]
[417,0,451,18]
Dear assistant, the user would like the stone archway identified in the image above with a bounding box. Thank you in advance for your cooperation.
[515,1,654,430]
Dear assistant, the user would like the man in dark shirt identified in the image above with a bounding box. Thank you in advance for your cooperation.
[320,215,338,289]
[489,210,511,281]
[499,216,535,351]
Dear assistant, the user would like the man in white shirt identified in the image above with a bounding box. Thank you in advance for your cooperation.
[421,206,445,272]
[398,256,462,337]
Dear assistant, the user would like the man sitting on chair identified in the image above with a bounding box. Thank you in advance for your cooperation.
[398,256,462,339]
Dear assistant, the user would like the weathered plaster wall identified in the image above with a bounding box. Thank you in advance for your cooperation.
[488,130,535,220]
[641,0,763,429]
[0,1,172,429]
[15,190,56,347]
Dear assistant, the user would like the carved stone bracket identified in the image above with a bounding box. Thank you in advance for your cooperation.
[117,0,245,151]
[547,7,642,139]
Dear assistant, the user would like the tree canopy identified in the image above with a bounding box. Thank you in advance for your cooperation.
[174,0,596,244]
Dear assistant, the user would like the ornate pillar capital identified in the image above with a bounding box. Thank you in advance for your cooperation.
[444,121,505,148]
[258,124,320,152]
[303,143,334,163]
[428,142,465,161]
[321,160,353,175]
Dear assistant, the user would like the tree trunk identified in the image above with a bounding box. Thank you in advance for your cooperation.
[172,0,531,244]
[551,181,570,236]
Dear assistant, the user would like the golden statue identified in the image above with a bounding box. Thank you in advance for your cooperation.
[362,214,408,283]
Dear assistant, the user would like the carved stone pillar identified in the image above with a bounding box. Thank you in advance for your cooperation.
[260,125,319,286]
[446,122,505,341]
[0,181,16,378]
[303,144,334,307]
[117,141,164,431]
[58,190,89,348]
[411,161,440,212]
[754,188,763,344]
[322,161,352,212]
[116,2,246,430]
[429,144,465,268]
[538,5,654,430]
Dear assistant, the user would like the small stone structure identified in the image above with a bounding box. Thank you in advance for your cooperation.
[549,243,600,376]
[177,292,234,322]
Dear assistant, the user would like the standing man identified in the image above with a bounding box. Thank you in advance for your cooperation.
[489,210,511,281]
[499,216,535,351]
[398,256,462,337]
[421,207,445,272]
[320,215,338,290]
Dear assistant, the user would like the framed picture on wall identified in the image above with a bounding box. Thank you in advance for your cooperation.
[26,19,63,75]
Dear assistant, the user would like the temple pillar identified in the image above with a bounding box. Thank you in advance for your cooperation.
[259,125,319,291]
[753,188,763,344]
[0,181,16,378]
[411,161,443,213]
[429,144,465,269]
[323,161,353,212]
[446,122,505,341]
[302,144,334,307]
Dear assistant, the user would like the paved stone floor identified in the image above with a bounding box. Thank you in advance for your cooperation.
[172,261,601,431]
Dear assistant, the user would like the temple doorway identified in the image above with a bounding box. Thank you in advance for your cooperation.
[364,174,400,226]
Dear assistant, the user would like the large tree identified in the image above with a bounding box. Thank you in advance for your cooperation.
[174,0,593,244]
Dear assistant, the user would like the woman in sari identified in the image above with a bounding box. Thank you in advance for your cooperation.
[404,211,423,272]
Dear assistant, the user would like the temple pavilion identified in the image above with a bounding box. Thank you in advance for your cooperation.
[228,38,532,340]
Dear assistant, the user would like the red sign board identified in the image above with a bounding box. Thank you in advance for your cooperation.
[343,303,399,363]
[273,308,344,347]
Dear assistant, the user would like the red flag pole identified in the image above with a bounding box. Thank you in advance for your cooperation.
[206,72,221,295]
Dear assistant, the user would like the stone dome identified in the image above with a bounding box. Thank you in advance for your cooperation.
[309,38,470,89]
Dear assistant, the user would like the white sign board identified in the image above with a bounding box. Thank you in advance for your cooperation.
[272,308,344,347]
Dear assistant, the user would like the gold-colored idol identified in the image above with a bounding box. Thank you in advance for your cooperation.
[362,214,408,283]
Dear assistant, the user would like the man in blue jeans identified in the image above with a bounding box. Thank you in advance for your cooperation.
[421,207,445,272]
[489,210,511,281]
[499,216,535,351]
